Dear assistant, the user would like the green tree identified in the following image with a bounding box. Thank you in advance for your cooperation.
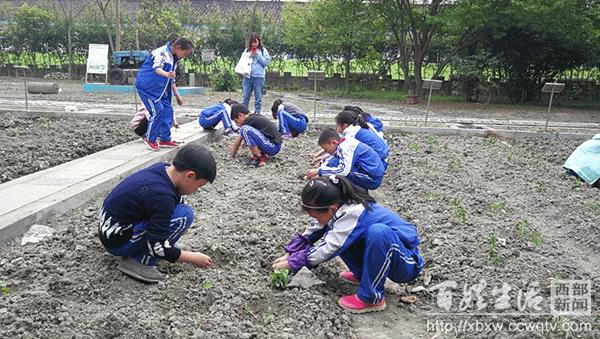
[8,5,56,66]
[135,0,184,49]
[283,0,379,92]
[370,0,449,95]
[445,0,598,102]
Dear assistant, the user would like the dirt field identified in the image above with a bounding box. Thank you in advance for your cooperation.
[1,129,598,338]
[0,112,137,183]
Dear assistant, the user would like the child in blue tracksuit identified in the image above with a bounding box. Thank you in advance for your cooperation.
[136,37,194,151]
[198,99,239,137]
[306,128,385,190]
[344,105,384,139]
[273,175,424,313]
[271,99,309,140]
[99,144,217,283]
[230,104,282,167]
[336,111,389,170]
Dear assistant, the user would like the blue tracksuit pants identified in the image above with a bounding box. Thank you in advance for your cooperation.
[199,110,235,131]
[138,88,174,143]
[339,223,424,304]
[240,125,281,156]
[105,204,193,266]
[277,110,307,135]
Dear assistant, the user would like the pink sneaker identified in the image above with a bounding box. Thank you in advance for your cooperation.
[338,294,386,314]
[158,140,180,148]
[143,138,160,151]
[282,133,293,140]
[339,271,360,285]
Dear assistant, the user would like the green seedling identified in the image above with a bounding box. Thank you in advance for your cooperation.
[484,136,497,145]
[262,311,274,326]
[488,236,501,266]
[489,201,506,213]
[574,177,583,188]
[536,180,547,192]
[408,142,421,153]
[448,158,461,172]
[270,269,291,289]
[517,219,530,240]
[202,279,214,289]
[451,198,467,224]
[424,190,441,201]
[551,315,569,338]
[426,134,439,146]
[587,202,599,213]
[1,284,10,297]
[427,170,440,181]
[529,231,543,246]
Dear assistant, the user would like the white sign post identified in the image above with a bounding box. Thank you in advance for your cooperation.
[422,79,442,127]
[541,82,565,132]
[86,44,109,83]
[13,66,30,110]
[308,71,325,120]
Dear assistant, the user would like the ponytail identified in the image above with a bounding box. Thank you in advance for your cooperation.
[301,175,375,212]
[343,105,373,122]
[336,111,369,130]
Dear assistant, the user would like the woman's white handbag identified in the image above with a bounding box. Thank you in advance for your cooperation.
[235,52,252,78]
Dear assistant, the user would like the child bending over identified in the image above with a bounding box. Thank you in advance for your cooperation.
[273,176,424,313]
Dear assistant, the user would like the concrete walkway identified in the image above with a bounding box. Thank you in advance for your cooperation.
[0,121,218,243]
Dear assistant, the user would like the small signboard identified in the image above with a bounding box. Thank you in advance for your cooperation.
[542,82,565,93]
[201,49,215,62]
[422,79,442,90]
[542,82,565,132]
[308,70,325,81]
[86,44,109,74]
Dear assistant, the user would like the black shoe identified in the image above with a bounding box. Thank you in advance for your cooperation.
[244,155,260,167]
[117,257,166,283]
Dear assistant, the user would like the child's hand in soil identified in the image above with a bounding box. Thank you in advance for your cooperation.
[305,169,319,179]
[178,251,213,268]
[272,259,290,270]
[310,155,325,167]
[273,253,290,266]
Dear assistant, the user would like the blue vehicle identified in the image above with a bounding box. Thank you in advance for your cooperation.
[109,50,150,85]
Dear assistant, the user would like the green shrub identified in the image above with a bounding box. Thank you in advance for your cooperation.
[210,69,239,92]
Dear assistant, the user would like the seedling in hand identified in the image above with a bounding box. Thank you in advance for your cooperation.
[270,268,291,289]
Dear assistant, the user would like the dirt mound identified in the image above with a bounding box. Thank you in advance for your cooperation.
[0,113,137,183]
[1,131,598,337]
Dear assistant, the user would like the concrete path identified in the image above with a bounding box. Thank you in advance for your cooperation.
[0,120,218,243]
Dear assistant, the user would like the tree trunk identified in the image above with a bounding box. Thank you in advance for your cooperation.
[67,23,73,79]
[115,0,121,51]
[344,48,351,93]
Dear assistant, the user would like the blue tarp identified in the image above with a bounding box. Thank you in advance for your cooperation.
[563,134,600,185]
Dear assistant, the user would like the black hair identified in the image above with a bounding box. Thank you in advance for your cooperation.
[172,144,217,183]
[318,128,341,145]
[336,110,369,129]
[223,98,239,106]
[301,175,375,212]
[230,104,250,121]
[271,99,283,119]
[343,105,373,121]
[171,36,194,50]
[247,32,263,49]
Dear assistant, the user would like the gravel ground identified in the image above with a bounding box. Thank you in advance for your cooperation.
[1,130,599,338]
[0,112,137,183]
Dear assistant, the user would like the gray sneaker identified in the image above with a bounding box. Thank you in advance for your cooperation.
[117,256,166,283]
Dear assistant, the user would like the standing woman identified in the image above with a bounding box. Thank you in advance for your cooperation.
[241,33,270,114]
